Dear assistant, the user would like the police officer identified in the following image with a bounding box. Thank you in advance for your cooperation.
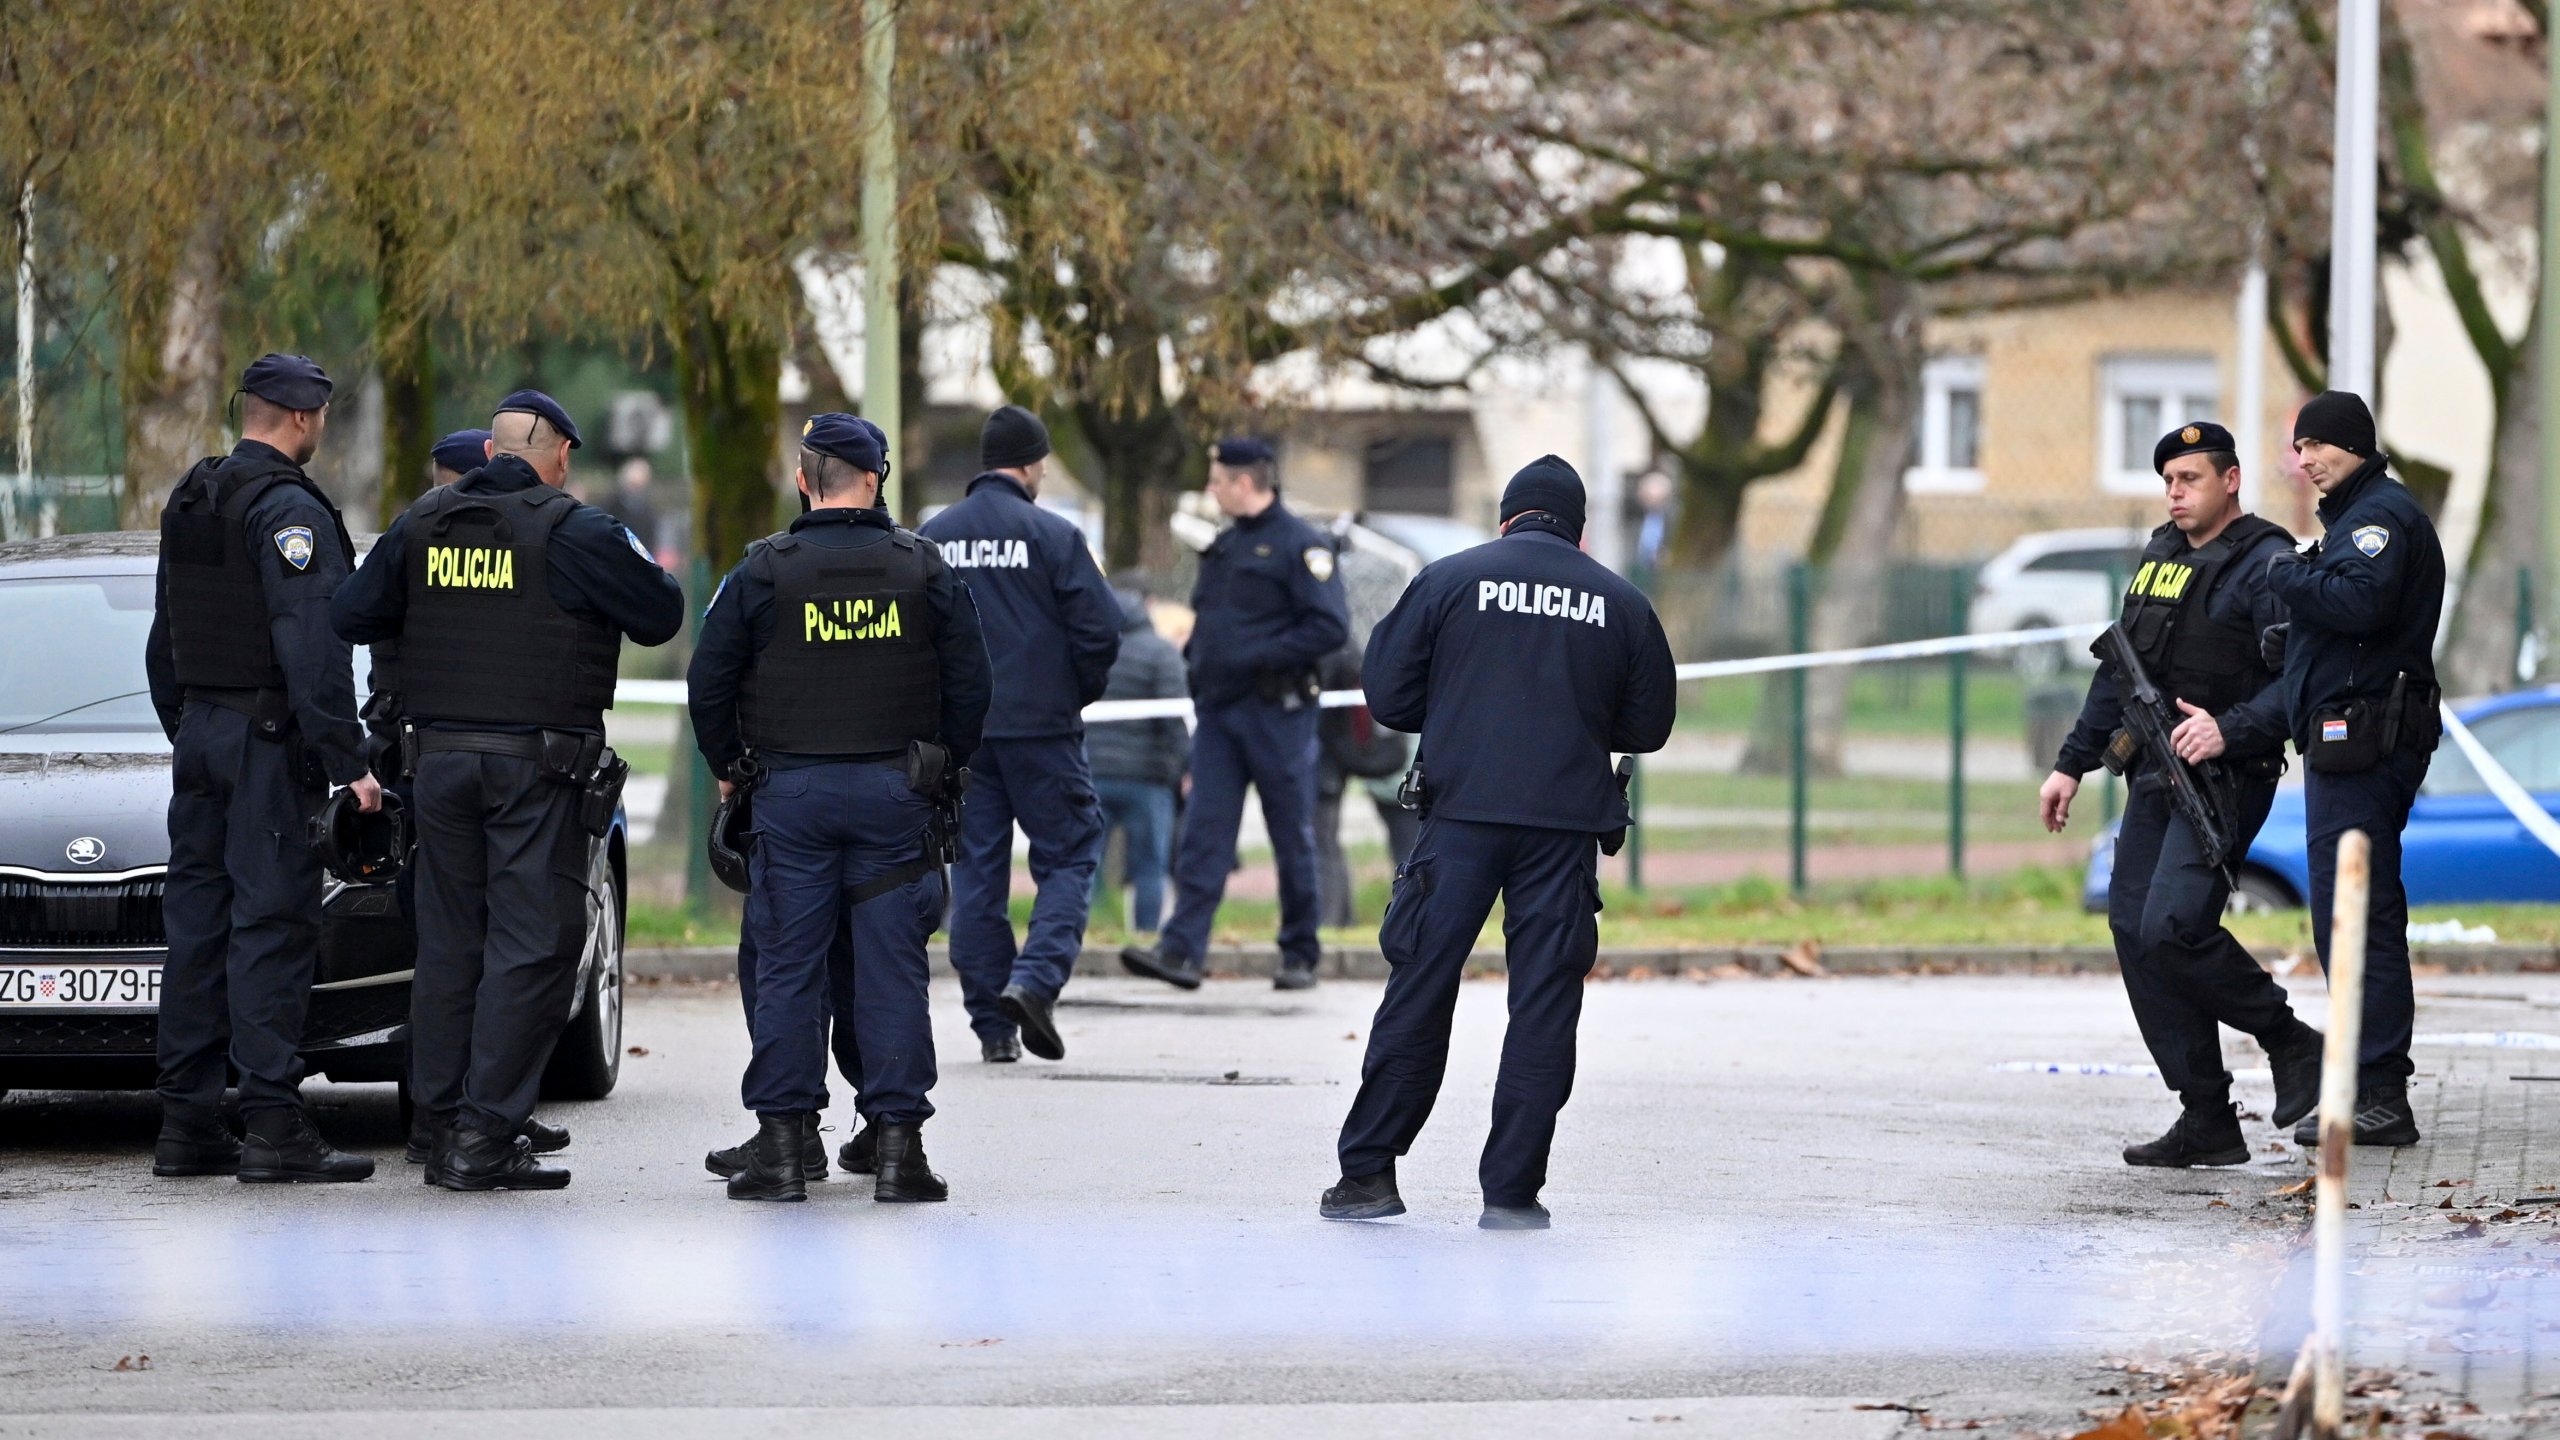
[2264,390,2444,1149]
[918,405,1119,1061]
[145,353,382,1183]
[1323,457,1675,1229]
[331,391,684,1190]
[688,414,991,1203]
[1122,438,1349,990]
[2038,422,2324,1168]
[430,429,492,487]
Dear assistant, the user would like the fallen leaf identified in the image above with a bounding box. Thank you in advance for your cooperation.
[1342,1032,1358,1041]
[2271,1176,2316,1197]
[626,1046,650,1057]
[2432,1178,2472,1187]
[2064,1408,2149,1440]
[1779,939,1826,978]
[1853,1403,1926,1414]
[110,1355,149,1372]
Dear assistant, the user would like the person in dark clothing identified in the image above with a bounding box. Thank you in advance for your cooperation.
[1324,456,1677,1230]
[1123,438,1351,991]
[687,412,991,1203]
[146,353,382,1184]
[430,429,492,487]
[332,390,684,1191]
[2264,390,2445,1149]
[1314,645,1415,927]
[1087,580,1189,934]
[916,405,1119,1061]
[2038,421,2324,1168]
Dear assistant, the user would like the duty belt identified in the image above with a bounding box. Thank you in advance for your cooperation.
[415,730,550,761]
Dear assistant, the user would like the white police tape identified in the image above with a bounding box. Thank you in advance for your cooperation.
[612,620,2112,722]
[1991,1060,2275,1081]
[2438,702,2560,863]
[2413,1031,2560,1050]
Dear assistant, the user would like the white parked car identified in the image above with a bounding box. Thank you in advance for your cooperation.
[1968,527,2149,678]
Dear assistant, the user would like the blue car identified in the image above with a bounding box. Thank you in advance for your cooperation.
[2083,686,2560,912]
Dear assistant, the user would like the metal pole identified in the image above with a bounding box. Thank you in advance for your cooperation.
[1948,569,1967,878]
[1625,756,1644,893]
[2274,829,2369,1440]
[860,0,901,518]
[1789,562,1809,896]
[9,181,30,541]
[2326,0,2381,401]
[683,554,716,919]
[2237,0,2273,510]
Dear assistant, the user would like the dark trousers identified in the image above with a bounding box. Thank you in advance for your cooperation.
[1091,777,1175,932]
[410,749,589,1136]
[157,700,325,1116]
[2105,774,2300,1109]
[1336,816,1600,1206]
[735,911,863,1107]
[948,734,1104,1040]
[1162,698,1323,969]
[743,761,938,1122]
[2306,746,2430,1093]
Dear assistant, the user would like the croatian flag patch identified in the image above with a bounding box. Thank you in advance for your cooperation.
[2322,718,2349,743]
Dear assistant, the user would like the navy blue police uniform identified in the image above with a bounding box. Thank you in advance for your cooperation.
[144,354,376,1181]
[1326,456,1676,1228]
[1125,439,1349,988]
[2051,422,2323,1167]
[2263,391,2445,1145]
[688,413,991,1201]
[331,390,684,1189]
[916,405,1118,1060]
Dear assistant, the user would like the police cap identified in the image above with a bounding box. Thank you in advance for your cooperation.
[2152,421,2236,475]
[800,412,887,473]
[1212,436,1275,467]
[493,389,583,449]
[430,428,491,476]
[240,353,333,412]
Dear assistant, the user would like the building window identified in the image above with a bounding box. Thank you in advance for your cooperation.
[1904,355,1986,494]
[1362,434,1455,514]
[2099,355,2219,495]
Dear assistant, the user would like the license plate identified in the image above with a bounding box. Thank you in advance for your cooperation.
[0,963,161,1011]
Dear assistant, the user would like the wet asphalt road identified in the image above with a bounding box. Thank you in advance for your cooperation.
[0,971,2445,1436]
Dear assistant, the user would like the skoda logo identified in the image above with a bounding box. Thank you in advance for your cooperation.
[64,837,105,866]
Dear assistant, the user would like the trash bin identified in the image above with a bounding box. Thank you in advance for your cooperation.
[2024,684,2080,774]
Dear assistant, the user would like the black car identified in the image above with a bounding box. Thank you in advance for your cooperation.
[0,532,627,1106]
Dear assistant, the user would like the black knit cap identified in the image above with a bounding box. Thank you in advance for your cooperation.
[980,404,1051,470]
[2293,390,2376,459]
[1499,454,1587,538]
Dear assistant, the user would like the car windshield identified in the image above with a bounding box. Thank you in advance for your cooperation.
[0,573,162,735]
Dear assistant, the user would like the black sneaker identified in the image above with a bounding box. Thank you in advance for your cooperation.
[705,1123,829,1180]
[238,1108,375,1184]
[999,983,1065,1061]
[1479,1202,1551,1230]
[837,1122,878,1176]
[1320,1167,1405,1221]
[1121,944,1204,990]
[2292,1089,2424,1148]
[2123,1104,2251,1168]
[2267,1025,2325,1130]
[432,1124,568,1191]
[981,1034,1022,1064]
[152,1111,241,1178]
[1273,963,1319,992]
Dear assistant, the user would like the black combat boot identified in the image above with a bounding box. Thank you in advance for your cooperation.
[725,1113,812,1202]
[237,1107,375,1184]
[2266,1023,2325,1130]
[999,983,1065,1061]
[981,1034,1023,1063]
[1479,1201,1552,1231]
[2123,1103,2251,1168]
[838,1121,878,1175]
[1121,944,1203,991]
[518,1116,571,1154]
[1320,1165,1405,1221]
[1273,962,1319,992]
[152,1110,241,1178]
[872,1122,948,1203]
[705,1121,829,1180]
[432,1123,569,1191]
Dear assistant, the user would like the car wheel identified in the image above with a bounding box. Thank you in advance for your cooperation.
[2226,869,2298,915]
[2013,614,2065,682]
[542,840,624,1101]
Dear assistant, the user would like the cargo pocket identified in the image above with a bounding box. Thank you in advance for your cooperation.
[1379,857,1434,966]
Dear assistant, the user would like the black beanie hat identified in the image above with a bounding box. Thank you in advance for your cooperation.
[2293,390,2376,459]
[1499,454,1587,538]
[981,404,1051,470]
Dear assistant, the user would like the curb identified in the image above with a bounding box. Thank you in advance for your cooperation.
[627,942,2560,982]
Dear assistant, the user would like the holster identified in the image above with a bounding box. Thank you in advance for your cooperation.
[1396,762,1428,815]
[1254,668,1321,711]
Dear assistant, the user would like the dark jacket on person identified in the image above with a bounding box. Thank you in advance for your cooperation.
[145,438,368,782]
[1085,588,1190,789]
[2264,455,2446,752]
[1362,518,1678,833]
[917,472,1119,739]
[1184,499,1351,707]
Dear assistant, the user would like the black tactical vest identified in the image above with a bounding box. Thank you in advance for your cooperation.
[159,453,352,691]
[397,483,621,729]
[2119,513,2289,718]
[740,528,941,755]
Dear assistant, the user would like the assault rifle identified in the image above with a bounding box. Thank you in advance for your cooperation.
[2092,623,2242,883]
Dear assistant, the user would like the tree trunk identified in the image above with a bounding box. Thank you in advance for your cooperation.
[2440,300,2538,695]
[1070,396,1191,574]
[119,217,227,527]
[674,293,782,574]
[375,213,436,523]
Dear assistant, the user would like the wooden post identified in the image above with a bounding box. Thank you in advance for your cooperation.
[2274,828,2368,1440]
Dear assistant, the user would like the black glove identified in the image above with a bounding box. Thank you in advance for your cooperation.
[2259,622,2289,671]
[2265,548,2306,578]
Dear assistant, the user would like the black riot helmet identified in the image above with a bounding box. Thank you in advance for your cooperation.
[309,788,410,884]
[709,785,756,894]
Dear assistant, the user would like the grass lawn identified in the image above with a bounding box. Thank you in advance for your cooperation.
[1674,664,2043,739]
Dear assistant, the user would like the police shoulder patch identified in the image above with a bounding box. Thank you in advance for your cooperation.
[2351,525,2390,557]
[624,527,653,562]
[1304,546,1335,582]
[274,526,315,571]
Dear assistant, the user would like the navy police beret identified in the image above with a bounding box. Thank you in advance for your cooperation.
[240,353,333,411]
[800,412,888,473]
[1213,437,1275,467]
[493,389,582,450]
[2152,421,2236,475]
[430,429,491,475]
